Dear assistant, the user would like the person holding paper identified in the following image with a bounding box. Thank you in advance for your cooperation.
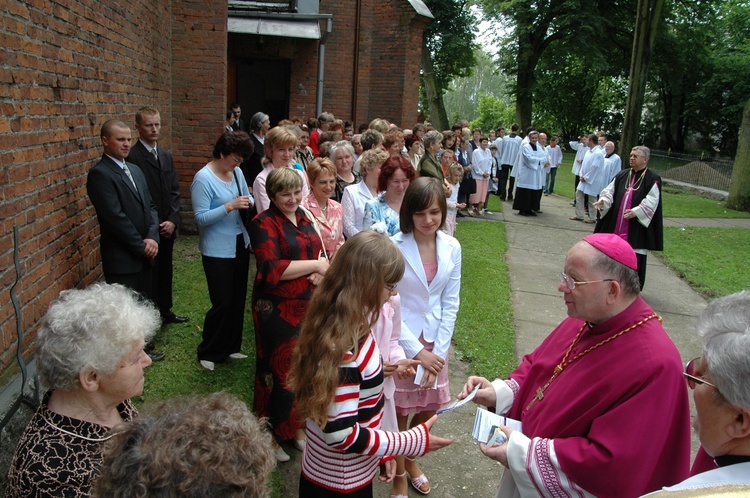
[458,233,691,498]
[391,178,462,497]
[289,231,452,497]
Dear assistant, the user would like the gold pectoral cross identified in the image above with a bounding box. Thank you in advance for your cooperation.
[525,364,564,411]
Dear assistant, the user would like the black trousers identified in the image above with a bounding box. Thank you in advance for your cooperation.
[152,234,175,317]
[636,252,648,290]
[498,164,514,199]
[299,473,373,498]
[105,265,153,303]
[198,235,250,362]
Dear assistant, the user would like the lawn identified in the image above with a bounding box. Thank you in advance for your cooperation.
[137,219,517,496]
[554,152,750,219]
[452,212,517,378]
[661,227,750,298]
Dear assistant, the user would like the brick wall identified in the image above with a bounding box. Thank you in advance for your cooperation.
[319,0,428,128]
[0,0,227,378]
[171,0,228,233]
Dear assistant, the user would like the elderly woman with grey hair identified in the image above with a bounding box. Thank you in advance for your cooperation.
[645,290,750,495]
[330,140,360,203]
[6,283,159,498]
[241,111,271,188]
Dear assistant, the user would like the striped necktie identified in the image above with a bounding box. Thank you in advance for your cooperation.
[122,163,137,191]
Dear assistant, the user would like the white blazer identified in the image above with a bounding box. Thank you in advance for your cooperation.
[391,230,462,361]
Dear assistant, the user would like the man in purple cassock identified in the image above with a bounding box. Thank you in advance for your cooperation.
[458,233,690,498]
[593,146,663,290]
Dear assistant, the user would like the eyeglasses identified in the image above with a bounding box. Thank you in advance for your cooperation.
[559,272,614,290]
[228,154,243,164]
[384,283,398,293]
[684,357,717,389]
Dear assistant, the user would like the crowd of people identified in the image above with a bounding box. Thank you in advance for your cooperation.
[5,107,748,498]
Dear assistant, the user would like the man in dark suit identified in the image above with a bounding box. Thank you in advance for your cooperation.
[128,107,188,325]
[230,103,246,132]
[87,119,164,360]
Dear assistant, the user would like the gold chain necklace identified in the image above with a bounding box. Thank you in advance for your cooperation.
[626,167,648,192]
[525,313,661,411]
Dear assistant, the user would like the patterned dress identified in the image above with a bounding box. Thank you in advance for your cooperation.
[249,203,324,441]
[362,193,401,236]
[6,391,137,497]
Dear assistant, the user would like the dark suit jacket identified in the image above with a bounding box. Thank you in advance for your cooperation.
[232,118,246,133]
[87,154,160,275]
[240,133,263,189]
[127,140,180,234]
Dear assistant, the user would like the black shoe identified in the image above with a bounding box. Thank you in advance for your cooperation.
[456,211,466,218]
[517,211,529,216]
[147,351,165,362]
[507,196,513,201]
[162,314,189,324]
[529,211,538,216]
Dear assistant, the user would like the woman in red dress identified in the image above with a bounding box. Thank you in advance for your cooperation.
[249,167,329,462]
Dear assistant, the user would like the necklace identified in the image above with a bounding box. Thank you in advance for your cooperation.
[626,167,648,192]
[525,313,660,411]
[42,413,115,442]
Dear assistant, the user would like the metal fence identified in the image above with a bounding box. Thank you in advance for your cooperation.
[648,149,734,192]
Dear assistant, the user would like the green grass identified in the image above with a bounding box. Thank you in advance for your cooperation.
[554,153,749,218]
[452,202,517,379]
[661,227,750,298]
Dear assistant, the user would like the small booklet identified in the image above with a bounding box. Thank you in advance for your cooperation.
[472,407,523,444]
[436,384,480,415]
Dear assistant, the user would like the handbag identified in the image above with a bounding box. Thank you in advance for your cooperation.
[232,170,255,229]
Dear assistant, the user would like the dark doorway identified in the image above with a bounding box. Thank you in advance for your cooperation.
[235,59,290,127]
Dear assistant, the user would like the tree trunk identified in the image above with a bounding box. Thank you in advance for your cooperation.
[726,99,750,212]
[621,0,666,155]
[421,36,448,130]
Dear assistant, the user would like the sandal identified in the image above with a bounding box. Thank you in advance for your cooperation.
[408,471,431,495]
[390,472,408,498]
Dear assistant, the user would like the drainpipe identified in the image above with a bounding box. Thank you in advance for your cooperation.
[317,17,333,117]
[351,0,362,125]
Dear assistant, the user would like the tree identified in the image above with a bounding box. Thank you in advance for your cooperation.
[620,0,666,156]
[727,98,750,212]
[480,0,614,131]
[420,0,478,130]
[469,94,515,132]
[443,49,513,125]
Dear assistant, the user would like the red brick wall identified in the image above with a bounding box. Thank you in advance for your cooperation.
[0,0,195,376]
[171,0,228,233]
[319,0,428,128]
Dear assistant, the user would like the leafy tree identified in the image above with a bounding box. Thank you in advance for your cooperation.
[420,0,479,130]
[480,0,616,131]
[727,99,750,211]
[443,48,513,125]
[620,0,667,156]
[469,94,515,132]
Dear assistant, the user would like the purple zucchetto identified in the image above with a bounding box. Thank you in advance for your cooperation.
[583,233,638,270]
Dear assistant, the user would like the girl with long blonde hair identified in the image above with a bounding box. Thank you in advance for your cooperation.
[289,231,452,497]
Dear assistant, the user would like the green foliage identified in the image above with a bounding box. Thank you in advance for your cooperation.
[444,49,513,124]
[662,227,750,298]
[645,0,750,155]
[469,94,515,133]
[422,0,479,89]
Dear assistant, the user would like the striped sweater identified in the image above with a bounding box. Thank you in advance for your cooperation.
[301,332,430,493]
